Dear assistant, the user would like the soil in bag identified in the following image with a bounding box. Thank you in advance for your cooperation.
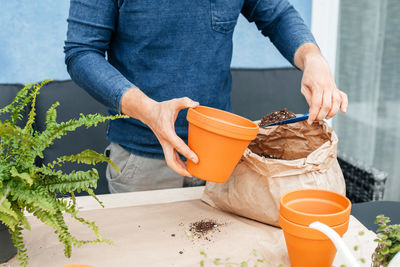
[251,108,330,160]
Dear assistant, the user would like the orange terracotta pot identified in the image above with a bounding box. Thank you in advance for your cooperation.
[186,106,259,183]
[280,189,351,226]
[279,214,349,267]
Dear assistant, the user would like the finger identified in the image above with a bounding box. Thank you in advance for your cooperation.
[174,150,188,171]
[301,86,312,106]
[326,91,341,119]
[340,91,348,113]
[172,97,199,121]
[163,143,192,177]
[168,131,199,163]
[174,97,199,110]
[307,86,323,125]
[316,89,332,121]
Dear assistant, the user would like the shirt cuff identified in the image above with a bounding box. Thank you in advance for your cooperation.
[114,79,137,115]
[288,35,318,68]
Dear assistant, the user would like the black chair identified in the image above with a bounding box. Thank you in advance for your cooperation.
[338,153,388,203]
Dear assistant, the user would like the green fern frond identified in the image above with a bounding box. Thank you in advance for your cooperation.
[9,182,58,215]
[0,80,127,266]
[0,122,34,148]
[0,80,51,125]
[0,83,32,117]
[0,211,19,231]
[0,122,35,167]
[32,208,74,257]
[0,197,20,231]
[10,167,34,186]
[45,101,60,126]
[86,188,104,208]
[0,185,30,231]
[70,213,114,247]
[40,168,99,193]
[47,149,120,173]
[9,225,29,267]
[33,113,126,158]
[54,211,73,257]
[24,80,50,132]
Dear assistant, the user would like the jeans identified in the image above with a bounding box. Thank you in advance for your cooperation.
[105,142,205,193]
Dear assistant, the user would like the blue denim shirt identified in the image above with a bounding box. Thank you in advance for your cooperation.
[64,0,316,158]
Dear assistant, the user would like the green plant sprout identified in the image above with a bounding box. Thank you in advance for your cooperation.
[0,80,127,266]
[199,249,286,267]
[372,215,400,267]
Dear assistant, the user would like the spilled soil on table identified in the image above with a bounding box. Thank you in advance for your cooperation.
[181,219,225,242]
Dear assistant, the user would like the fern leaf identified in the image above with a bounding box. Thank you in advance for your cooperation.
[0,202,19,231]
[45,101,60,126]
[23,81,42,132]
[33,113,126,157]
[0,122,35,164]
[0,211,19,231]
[70,213,113,247]
[54,211,73,257]
[10,167,34,186]
[0,186,31,231]
[0,185,10,205]
[9,225,29,266]
[47,149,120,173]
[0,84,32,117]
[86,188,104,208]
[0,80,51,125]
[32,208,74,257]
[0,79,127,266]
[0,122,33,147]
[9,182,58,215]
[39,168,99,194]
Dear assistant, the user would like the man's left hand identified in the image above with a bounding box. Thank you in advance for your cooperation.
[294,43,348,124]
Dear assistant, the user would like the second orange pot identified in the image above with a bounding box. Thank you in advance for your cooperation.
[279,214,349,267]
[279,189,352,267]
[186,106,259,183]
[280,189,351,227]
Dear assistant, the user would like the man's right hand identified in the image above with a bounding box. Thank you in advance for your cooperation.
[120,88,199,177]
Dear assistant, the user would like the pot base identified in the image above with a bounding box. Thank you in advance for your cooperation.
[283,231,337,267]
[0,223,17,263]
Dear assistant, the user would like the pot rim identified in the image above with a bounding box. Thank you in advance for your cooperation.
[280,189,351,226]
[187,106,259,140]
[279,214,349,240]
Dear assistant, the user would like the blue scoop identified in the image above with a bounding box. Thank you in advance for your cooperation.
[260,112,309,127]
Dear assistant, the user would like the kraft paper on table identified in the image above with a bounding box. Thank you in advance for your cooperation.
[5,200,375,267]
[202,120,346,227]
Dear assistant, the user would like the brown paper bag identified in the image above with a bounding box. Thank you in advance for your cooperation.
[202,120,346,227]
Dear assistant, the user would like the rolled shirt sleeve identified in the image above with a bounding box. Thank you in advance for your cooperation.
[64,0,135,113]
[241,0,317,66]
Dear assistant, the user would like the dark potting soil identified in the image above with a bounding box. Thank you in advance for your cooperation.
[189,220,220,238]
[259,108,296,126]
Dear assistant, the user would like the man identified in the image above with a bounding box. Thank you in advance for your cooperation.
[64,0,348,193]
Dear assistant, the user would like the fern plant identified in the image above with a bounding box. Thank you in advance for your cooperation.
[0,80,127,266]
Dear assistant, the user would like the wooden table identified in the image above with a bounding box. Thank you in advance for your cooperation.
[4,187,377,267]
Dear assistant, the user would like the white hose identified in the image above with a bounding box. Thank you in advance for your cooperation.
[309,221,360,267]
